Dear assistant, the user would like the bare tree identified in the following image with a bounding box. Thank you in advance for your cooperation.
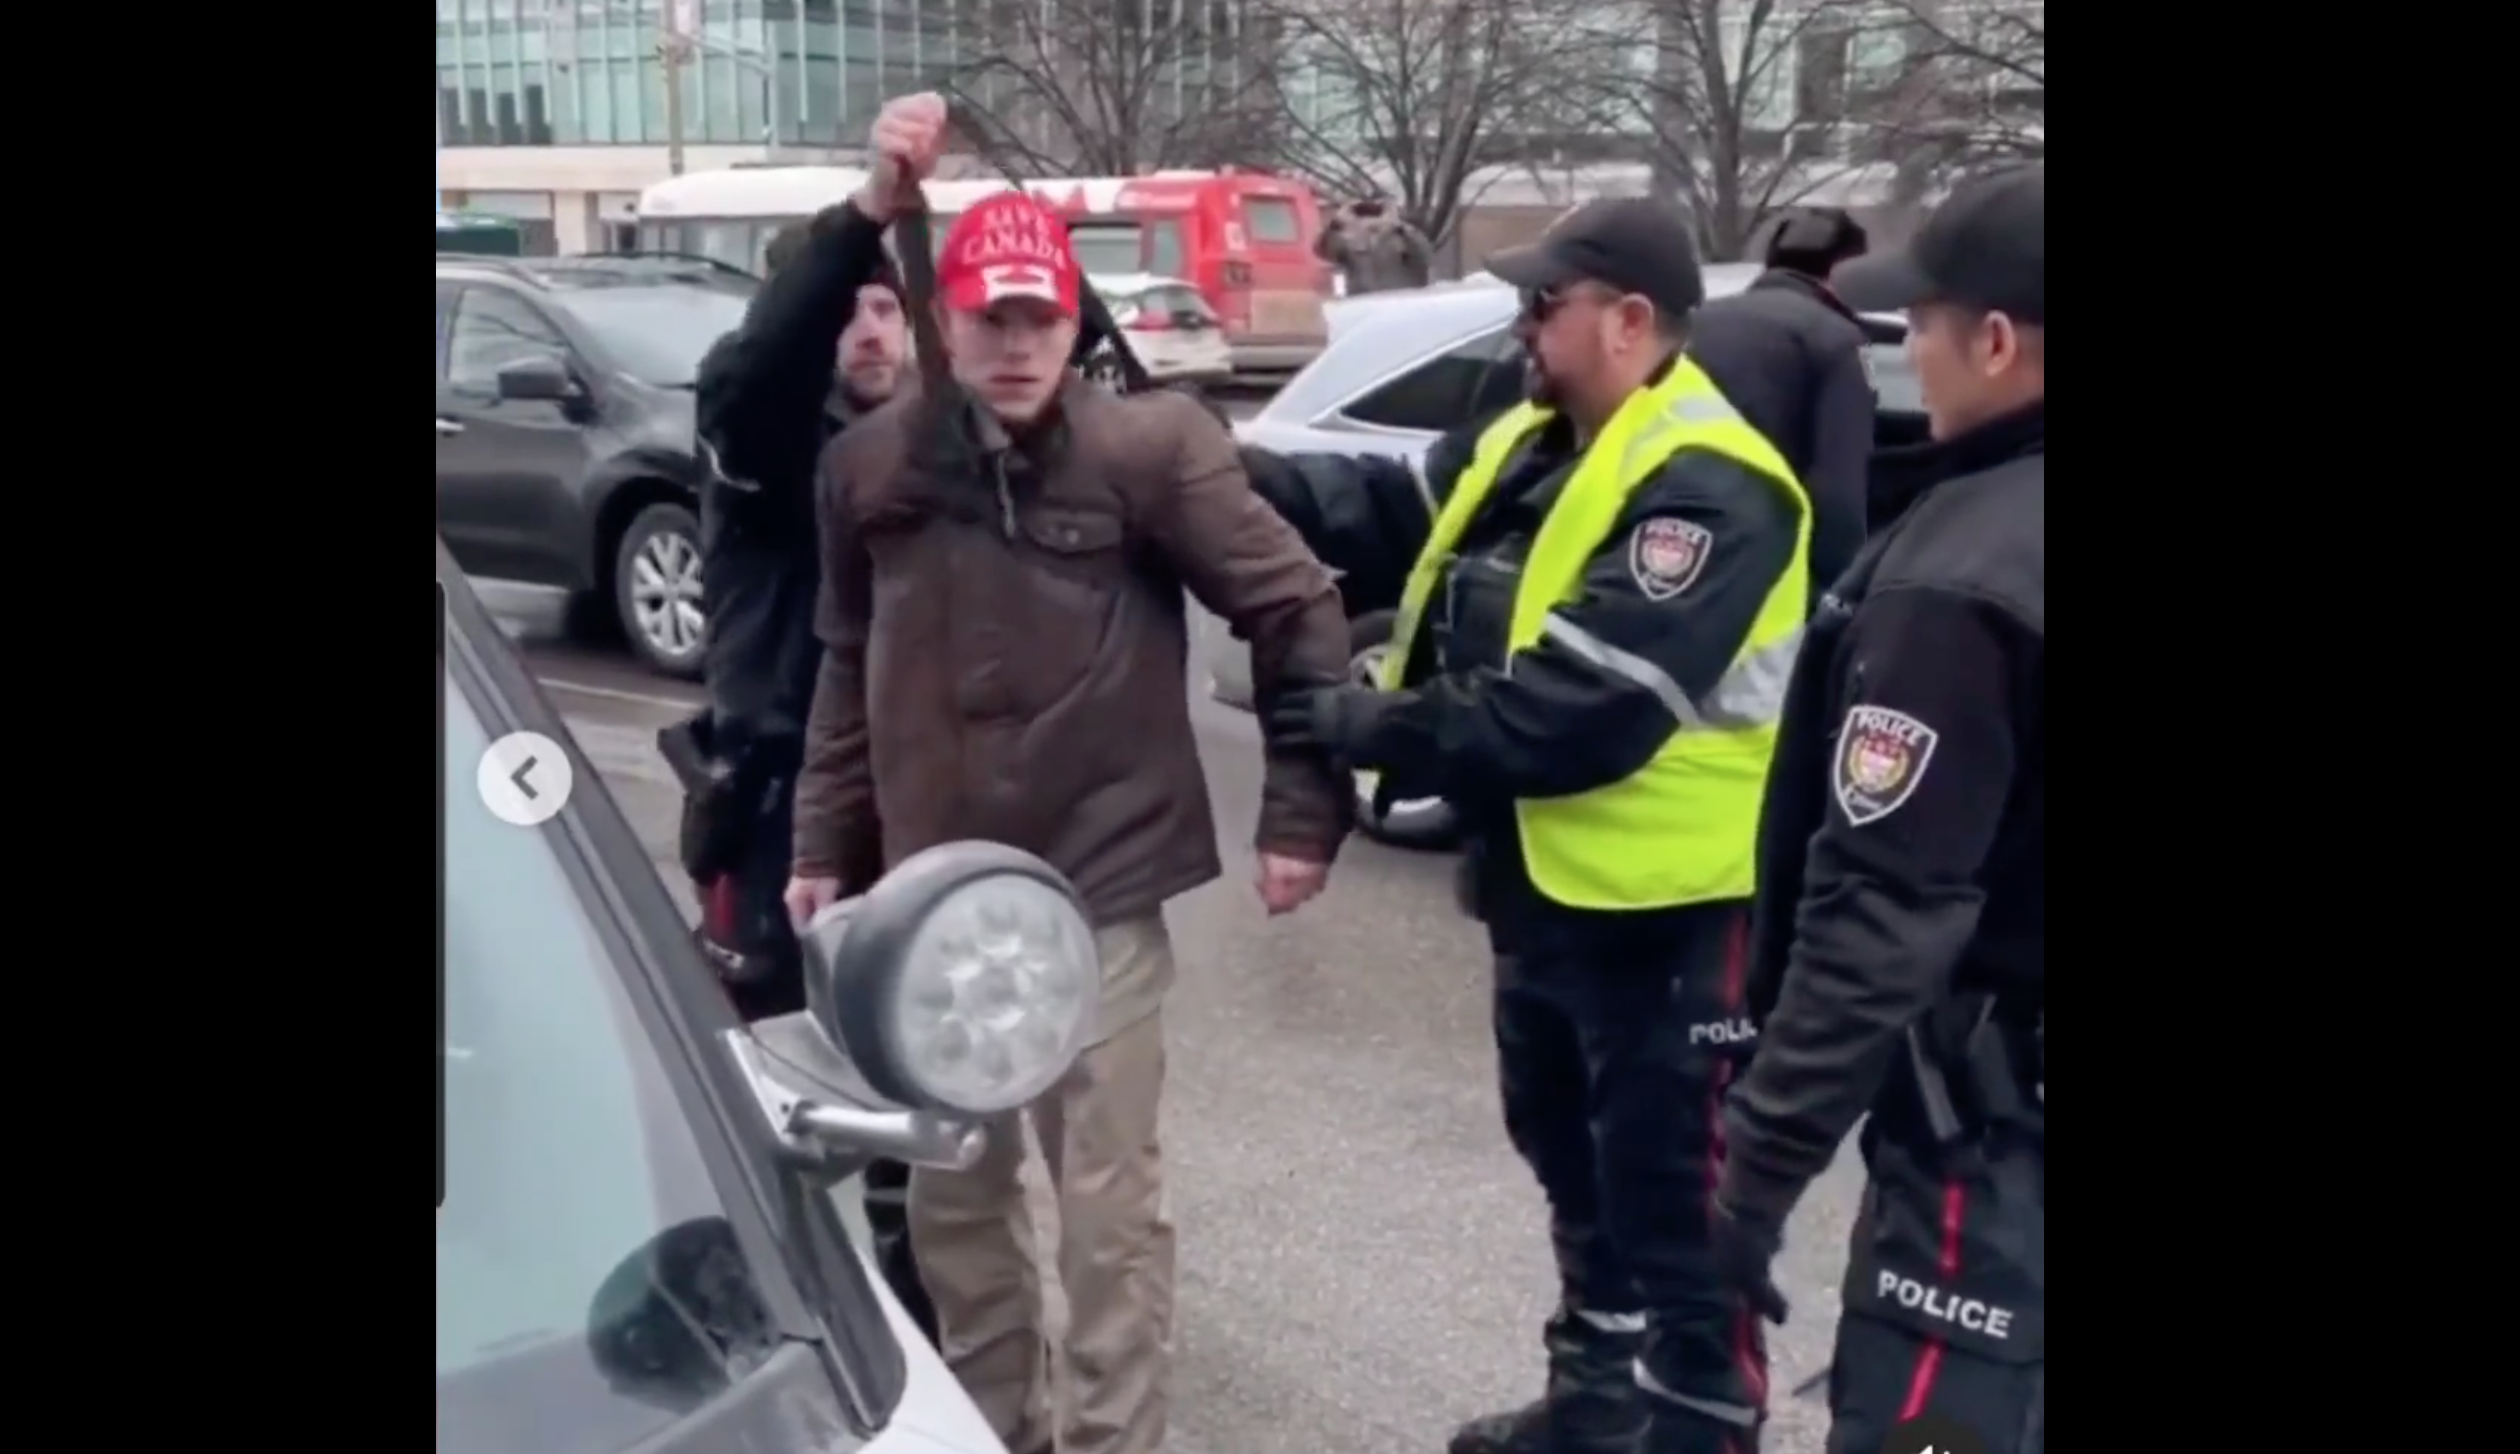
[1569,0,1895,262]
[930,0,1290,176]
[1251,0,1616,248]
[1859,0,2044,169]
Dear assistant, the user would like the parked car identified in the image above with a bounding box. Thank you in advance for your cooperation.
[435,253,759,679]
[1222,266,1925,850]
[1093,271,1235,385]
[439,540,1091,1454]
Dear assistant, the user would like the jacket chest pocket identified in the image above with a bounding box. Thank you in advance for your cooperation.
[1020,503,1126,572]
[1003,503,1129,706]
[1437,552,1521,675]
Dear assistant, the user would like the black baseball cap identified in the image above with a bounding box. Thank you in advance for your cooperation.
[1487,197,1705,321]
[1833,164,2043,324]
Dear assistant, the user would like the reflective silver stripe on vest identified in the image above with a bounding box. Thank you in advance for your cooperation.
[1617,392,1745,477]
[1541,613,1802,731]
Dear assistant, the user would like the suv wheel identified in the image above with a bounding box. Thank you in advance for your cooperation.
[614,502,705,679]
[1345,610,1463,851]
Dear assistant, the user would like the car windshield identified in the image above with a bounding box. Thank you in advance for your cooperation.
[436,673,786,1454]
[560,287,751,387]
[1067,221,1145,278]
[1140,284,1213,321]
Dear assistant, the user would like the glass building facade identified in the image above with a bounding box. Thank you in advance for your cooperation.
[435,0,959,149]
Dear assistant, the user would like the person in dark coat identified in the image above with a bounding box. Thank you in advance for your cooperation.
[669,93,945,1343]
[1686,208,1879,598]
[678,199,905,1016]
[1317,193,1436,294]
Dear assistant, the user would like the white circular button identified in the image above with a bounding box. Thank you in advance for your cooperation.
[477,731,574,827]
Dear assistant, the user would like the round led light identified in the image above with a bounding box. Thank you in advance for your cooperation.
[880,873,1098,1116]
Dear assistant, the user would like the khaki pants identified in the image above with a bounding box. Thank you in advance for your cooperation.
[910,915,1177,1454]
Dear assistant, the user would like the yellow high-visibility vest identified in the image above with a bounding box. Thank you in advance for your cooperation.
[1382,357,1810,909]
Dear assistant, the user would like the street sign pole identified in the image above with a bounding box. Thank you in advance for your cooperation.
[662,0,698,176]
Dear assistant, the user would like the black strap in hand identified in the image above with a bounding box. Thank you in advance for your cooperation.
[889,199,958,406]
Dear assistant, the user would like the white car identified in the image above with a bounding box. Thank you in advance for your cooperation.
[1221,265,1923,850]
[438,542,1089,1454]
[1092,272,1234,386]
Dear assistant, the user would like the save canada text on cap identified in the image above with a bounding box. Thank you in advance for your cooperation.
[935,191,1083,320]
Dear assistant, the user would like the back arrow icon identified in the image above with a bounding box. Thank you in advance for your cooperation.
[478,731,574,827]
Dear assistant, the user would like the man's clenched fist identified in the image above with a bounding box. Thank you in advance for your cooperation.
[783,874,843,931]
[854,92,949,221]
[1256,852,1328,916]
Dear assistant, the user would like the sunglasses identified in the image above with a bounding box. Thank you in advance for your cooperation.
[1520,285,1576,323]
[1520,282,1631,323]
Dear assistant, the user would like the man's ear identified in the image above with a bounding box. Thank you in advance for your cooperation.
[1619,295,1660,345]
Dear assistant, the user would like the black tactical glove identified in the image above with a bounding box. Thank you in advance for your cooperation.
[1710,1200,1791,1325]
[1237,444,1302,520]
[1262,683,1398,765]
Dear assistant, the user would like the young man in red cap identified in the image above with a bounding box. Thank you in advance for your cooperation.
[786,181,1355,1454]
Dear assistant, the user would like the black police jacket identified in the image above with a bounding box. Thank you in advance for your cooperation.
[1688,269,1877,597]
[1242,386,1802,938]
[693,201,891,758]
[1720,401,2045,1227]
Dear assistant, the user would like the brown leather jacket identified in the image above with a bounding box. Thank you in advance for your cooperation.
[792,379,1351,923]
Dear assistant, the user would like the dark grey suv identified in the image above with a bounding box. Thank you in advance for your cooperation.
[434,255,756,678]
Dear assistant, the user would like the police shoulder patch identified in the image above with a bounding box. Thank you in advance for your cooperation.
[1833,704,1938,826]
[1627,517,1712,601]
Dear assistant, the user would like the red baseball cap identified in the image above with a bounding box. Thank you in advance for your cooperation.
[935,191,1082,319]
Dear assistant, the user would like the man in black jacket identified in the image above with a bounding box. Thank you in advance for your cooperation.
[674,92,948,1342]
[1687,208,1879,597]
[1711,166,2045,1454]
[1250,198,1811,1454]
[683,101,930,1012]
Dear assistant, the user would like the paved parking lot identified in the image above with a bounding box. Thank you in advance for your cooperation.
[485,579,1864,1454]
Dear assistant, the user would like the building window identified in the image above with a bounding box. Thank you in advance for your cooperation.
[1792,25,1850,126]
[434,0,884,148]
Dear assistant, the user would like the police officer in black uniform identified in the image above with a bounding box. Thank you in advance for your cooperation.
[1249,198,1811,1454]
[682,205,901,1011]
[1709,165,2045,1454]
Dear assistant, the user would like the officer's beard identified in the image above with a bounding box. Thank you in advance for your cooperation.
[1522,353,1561,410]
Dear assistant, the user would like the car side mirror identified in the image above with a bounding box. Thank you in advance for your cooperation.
[585,1217,777,1412]
[722,842,1100,1181]
[495,355,580,403]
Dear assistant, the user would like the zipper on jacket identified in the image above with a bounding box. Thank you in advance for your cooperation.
[991,456,1017,541]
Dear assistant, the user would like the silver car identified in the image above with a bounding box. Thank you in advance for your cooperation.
[1221,266,1919,849]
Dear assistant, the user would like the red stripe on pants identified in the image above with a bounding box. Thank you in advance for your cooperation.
[1897,1178,1969,1419]
[1704,913,1765,1448]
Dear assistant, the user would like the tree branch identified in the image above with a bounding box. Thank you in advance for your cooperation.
[927,0,1296,176]
[1249,0,1620,246]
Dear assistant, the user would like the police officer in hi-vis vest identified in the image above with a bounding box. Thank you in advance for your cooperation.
[1245,197,1808,1454]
